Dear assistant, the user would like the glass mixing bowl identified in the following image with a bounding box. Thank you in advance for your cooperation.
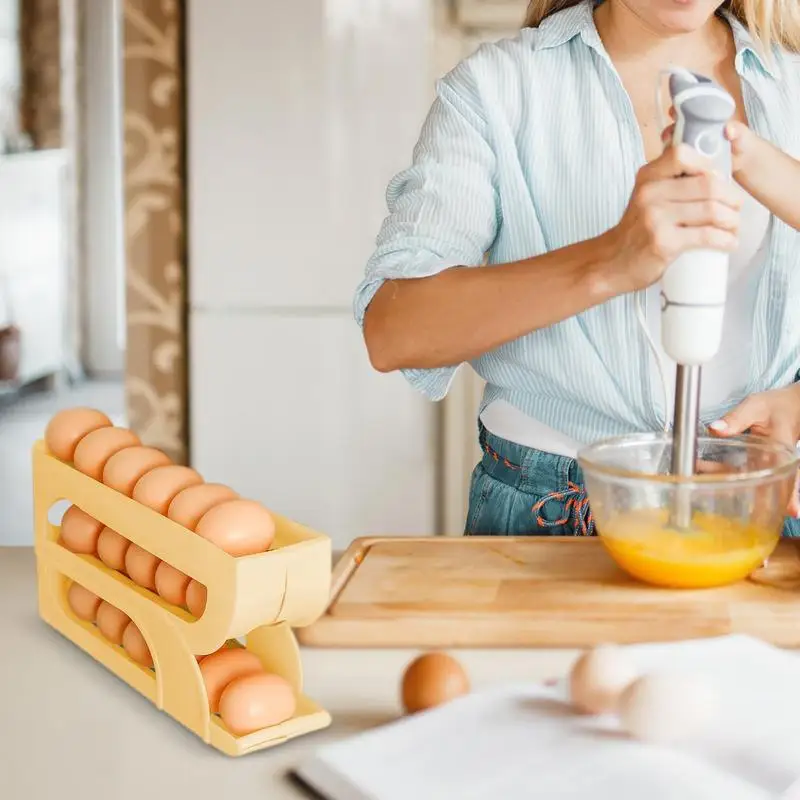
[578,433,799,589]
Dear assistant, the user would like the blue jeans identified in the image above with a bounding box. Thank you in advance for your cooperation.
[465,423,800,538]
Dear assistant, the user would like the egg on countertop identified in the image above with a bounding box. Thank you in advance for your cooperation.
[186,580,207,617]
[618,672,717,745]
[122,622,154,668]
[59,505,104,555]
[195,499,276,556]
[96,527,130,572]
[72,427,141,480]
[401,652,470,714]
[154,561,191,607]
[102,446,172,495]
[568,645,638,716]
[219,673,296,736]
[199,648,265,713]
[66,582,102,622]
[96,602,131,645]
[132,465,204,514]
[125,545,160,591]
[44,408,112,462]
[167,483,239,531]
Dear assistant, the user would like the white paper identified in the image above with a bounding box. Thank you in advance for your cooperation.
[297,636,800,800]
[620,636,800,795]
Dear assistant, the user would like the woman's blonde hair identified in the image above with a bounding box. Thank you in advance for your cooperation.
[523,0,800,53]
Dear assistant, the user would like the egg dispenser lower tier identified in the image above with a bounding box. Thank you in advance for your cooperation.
[32,440,333,757]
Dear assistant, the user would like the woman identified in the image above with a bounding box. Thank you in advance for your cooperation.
[355,0,800,535]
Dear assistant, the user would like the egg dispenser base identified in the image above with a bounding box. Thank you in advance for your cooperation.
[32,440,333,757]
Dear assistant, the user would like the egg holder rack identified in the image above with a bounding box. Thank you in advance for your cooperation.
[32,440,333,757]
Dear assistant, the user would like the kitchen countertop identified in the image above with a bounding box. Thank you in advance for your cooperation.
[0,547,578,800]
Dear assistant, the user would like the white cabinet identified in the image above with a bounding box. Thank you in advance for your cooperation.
[187,0,434,310]
[189,311,436,550]
[187,0,441,547]
[0,151,68,388]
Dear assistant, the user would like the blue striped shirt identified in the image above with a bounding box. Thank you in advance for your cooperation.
[354,0,800,445]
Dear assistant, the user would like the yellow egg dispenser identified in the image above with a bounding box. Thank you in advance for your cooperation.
[32,440,332,756]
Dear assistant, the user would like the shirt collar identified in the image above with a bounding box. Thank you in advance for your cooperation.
[532,0,600,52]
[532,0,780,80]
[722,10,780,80]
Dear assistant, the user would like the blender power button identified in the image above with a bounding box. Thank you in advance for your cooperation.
[696,131,720,157]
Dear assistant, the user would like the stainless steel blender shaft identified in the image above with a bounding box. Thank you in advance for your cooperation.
[669,364,701,529]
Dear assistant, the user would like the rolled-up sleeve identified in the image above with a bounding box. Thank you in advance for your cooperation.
[353,58,499,401]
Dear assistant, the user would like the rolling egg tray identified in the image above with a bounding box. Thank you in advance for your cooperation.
[32,440,333,756]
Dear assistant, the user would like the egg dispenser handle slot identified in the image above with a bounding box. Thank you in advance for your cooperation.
[247,622,305,695]
[662,69,736,528]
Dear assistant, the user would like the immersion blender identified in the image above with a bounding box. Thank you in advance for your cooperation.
[661,71,737,528]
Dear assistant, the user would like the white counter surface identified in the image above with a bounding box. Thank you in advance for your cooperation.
[0,547,578,800]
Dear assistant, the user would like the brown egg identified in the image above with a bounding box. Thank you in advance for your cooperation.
[199,648,265,713]
[219,673,296,736]
[154,561,191,606]
[125,544,160,591]
[196,645,227,664]
[186,580,207,617]
[59,505,103,555]
[44,407,112,462]
[102,446,172,495]
[122,622,154,668]
[401,652,470,714]
[167,483,239,531]
[96,527,130,571]
[132,465,204,514]
[66,582,102,622]
[96,602,131,645]
[195,499,276,556]
[73,427,141,480]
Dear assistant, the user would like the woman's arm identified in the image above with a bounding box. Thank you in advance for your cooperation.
[364,142,741,372]
[365,235,619,372]
[727,122,800,231]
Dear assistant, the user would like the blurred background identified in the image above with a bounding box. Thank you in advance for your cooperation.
[0,0,527,549]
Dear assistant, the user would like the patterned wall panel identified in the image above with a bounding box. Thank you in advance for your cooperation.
[123,0,188,463]
[19,0,62,148]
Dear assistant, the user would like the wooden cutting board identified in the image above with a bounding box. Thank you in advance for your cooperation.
[296,536,800,649]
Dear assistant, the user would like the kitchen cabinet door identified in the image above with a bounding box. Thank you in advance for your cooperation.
[189,310,437,550]
[187,0,433,311]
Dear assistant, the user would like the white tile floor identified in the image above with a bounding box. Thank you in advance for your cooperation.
[0,380,124,546]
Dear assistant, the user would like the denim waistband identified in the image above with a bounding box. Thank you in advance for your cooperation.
[479,368,800,495]
[478,423,585,496]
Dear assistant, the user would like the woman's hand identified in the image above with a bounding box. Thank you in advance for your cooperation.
[662,113,800,232]
[723,121,761,178]
[709,385,800,518]
[660,114,759,177]
[604,144,742,293]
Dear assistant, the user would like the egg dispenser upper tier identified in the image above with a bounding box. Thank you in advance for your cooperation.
[33,429,332,756]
